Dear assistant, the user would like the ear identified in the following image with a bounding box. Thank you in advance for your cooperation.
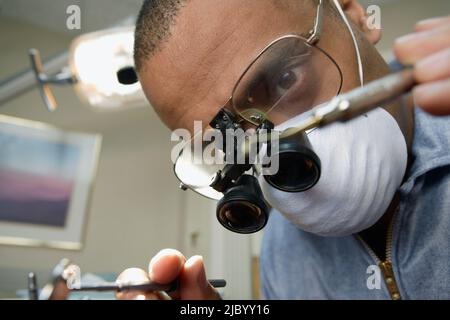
[337,0,382,44]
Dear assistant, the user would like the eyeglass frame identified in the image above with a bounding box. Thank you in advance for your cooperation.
[210,0,343,128]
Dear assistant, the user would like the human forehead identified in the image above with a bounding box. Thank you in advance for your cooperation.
[139,0,317,132]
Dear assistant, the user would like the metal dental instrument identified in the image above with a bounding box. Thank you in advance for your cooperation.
[243,67,416,154]
[70,279,227,293]
[28,272,39,300]
[30,259,227,299]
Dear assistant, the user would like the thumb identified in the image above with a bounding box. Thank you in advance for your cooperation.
[179,256,221,300]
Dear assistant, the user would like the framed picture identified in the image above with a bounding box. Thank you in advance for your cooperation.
[0,115,101,250]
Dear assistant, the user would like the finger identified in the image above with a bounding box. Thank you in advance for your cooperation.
[48,281,71,300]
[178,255,221,300]
[415,48,450,83]
[115,268,168,300]
[148,249,186,284]
[413,79,450,116]
[394,25,450,65]
[148,249,186,299]
[415,16,450,32]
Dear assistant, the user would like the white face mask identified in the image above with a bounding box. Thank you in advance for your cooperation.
[256,0,407,237]
[259,107,408,237]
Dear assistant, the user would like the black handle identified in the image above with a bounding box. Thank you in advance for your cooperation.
[70,278,226,293]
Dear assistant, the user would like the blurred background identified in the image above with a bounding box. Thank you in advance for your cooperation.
[0,0,449,299]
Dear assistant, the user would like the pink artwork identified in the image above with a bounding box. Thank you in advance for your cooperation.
[0,132,79,227]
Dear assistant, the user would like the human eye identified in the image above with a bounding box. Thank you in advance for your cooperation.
[238,50,310,110]
[271,55,309,98]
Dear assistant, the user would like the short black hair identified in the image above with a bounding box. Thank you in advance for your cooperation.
[134,0,337,72]
[134,0,186,72]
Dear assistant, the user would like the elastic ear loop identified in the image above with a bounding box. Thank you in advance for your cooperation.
[332,0,364,87]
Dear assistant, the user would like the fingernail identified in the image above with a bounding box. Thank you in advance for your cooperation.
[416,16,448,29]
[148,251,166,280]
[413,80,450,116]
[116,268,149,285]
[184,255,203,269]
[395,33,418,45]
[185,255,207,287]
[396,25,437,45]
[414,81,443,98]
[416,48,450,81]
[417,52,440,70]
[149,249,178,272]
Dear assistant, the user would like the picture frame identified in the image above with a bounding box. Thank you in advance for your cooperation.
[0,115,101,250]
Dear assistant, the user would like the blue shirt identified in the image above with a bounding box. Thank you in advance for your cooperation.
[260,107,450,299]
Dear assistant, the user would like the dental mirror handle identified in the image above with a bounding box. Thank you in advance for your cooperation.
[70,279,226,293]
[315,66,416,126]
[281,67,416,139]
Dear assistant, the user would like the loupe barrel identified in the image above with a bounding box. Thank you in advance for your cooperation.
[216,175,269,234]
[264,130,321,192]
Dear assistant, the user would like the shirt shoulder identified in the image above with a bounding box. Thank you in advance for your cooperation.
[401,107,450,193]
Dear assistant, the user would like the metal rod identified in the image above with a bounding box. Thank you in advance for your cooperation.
[0,51,69,107]
[70,279,226,293]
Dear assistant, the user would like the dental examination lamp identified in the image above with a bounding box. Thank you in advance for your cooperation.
[28,27,145,111]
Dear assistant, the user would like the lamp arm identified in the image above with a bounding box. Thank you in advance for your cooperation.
[29,48,77,111]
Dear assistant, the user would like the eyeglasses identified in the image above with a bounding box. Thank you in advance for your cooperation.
[220,0,343,128]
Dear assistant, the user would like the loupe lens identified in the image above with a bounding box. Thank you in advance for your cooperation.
[265,150,320,192]
[173,131,226,200]
[264,131,321,192]
[218,201,264,232]
[216,175,269,234]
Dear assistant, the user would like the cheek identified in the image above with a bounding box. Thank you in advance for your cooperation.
[318,21,362,93]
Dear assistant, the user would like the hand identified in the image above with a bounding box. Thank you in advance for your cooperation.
[115,249,221,300]
[394,16,450,115]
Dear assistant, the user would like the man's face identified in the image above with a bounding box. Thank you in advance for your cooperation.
[139,0,367,133]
